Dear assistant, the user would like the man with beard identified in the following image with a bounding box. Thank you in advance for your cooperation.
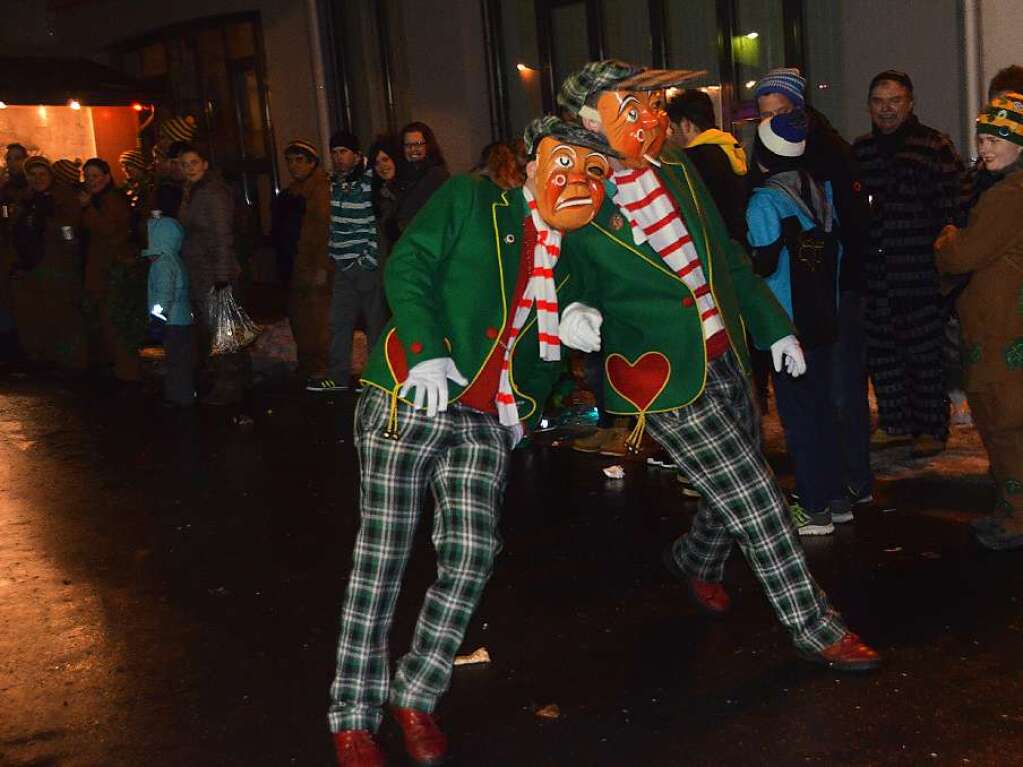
[327,116,617,767]
[556,59,881,673]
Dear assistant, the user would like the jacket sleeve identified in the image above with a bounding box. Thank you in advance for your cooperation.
[384,175,474,363]
[936,181,1023,275]
[208,185,238,283]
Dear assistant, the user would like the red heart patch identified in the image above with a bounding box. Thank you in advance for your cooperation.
[605,352,671,412]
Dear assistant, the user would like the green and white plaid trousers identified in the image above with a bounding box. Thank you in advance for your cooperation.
[328,387,512,733]
[648,353,847,652]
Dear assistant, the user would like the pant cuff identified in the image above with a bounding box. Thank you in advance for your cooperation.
[328,707,383,734]
[792,613,847,653]
[389,689,438,714]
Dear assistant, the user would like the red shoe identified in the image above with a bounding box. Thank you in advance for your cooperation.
[333,729,386,767]
[801,632,882,672]
[390,707,448,766]
[688,577,731,615]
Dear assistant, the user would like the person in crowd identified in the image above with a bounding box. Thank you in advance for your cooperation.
[51,159,83,191]
[747,111,847,535]
[328,116,617,767]
[155,115,198,164]
[0,143,31,359]
[143,215,194,407]
[853,70,965,457]
[10,156,87,370]
[989,65,1023,101]
[936,93,1023,551]
[307,131,386,393]
[556,59,880,672]
[475,140,526,190]
[150,141,189,220]
[178,144,247,406]
[119,148,151,210]
[1,143,29,206]
[274,139,333,384]
[755,66,874,506]
[667,88,749,241]
[368,136,405,263]
[79,158,140,382]
[394,121,449,233]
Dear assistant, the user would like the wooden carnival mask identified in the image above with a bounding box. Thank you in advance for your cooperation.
[531,135,611,231]
[594,89,669,167]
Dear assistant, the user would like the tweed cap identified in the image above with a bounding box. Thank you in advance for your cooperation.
[523,115,620,159]
[52,158,82,185]
[557,59,704,117]
[977,92,1023,147]
[119,148,147,172]
[159,115,198,142]
[285,139,320,162]
[23,155,51,174]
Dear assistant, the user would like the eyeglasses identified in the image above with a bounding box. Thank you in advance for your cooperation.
[403,140,427,148]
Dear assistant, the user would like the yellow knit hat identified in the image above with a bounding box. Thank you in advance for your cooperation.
[977,92,1023,147]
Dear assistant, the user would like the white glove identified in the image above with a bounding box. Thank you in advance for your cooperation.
[399,357,468,417]
[559,302,603,353]
[770,334,807,378]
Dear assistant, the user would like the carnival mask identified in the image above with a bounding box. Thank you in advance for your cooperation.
[532,136,610,231]
[595,89,669,167]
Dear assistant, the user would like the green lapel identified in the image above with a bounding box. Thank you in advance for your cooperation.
[492,187,528,316]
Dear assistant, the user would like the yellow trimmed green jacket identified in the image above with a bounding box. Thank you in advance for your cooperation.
[562,145,794,416]
[359,175,571,429]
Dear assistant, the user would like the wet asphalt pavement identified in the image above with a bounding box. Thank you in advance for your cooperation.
[1,372,1022,767]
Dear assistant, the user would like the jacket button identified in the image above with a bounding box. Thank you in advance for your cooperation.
[485,326,499,340]
[410,341,423,354]
[682,296,695,308]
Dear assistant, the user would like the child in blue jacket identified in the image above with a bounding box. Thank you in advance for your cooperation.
[143,216,195,406]
[747,111,847,536]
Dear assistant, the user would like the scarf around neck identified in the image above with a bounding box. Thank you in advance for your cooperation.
[495,185,562,427]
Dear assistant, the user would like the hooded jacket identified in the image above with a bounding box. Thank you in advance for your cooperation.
[144,217,193,326]
[683,128,749,243]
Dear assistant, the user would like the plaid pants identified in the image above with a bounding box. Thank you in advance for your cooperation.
[647,353,847,652]
[328,387,512,732]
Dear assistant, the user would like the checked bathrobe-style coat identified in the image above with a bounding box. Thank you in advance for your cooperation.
[560,144,849,652]
[330,174,579,734]
[360,174,573,430]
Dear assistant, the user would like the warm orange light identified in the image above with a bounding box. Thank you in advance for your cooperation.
[68,99,81,110]
[132,102,143,111]
[0,102,6,110]
[517,63,532,72]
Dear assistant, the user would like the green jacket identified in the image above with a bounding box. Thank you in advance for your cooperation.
[562,145,793,416]
[360,175,571,428]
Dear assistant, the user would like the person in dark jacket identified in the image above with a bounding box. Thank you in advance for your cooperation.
[395,121,450,234]
[367,136,405,266]
[756,66,874,503]
[178,144,247,406]
[80,158,141,381]
[852,70,965,458]
[667,89,749,242]
[148,141,189,220]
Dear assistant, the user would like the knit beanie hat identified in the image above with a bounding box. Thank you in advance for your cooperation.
[329,130,360,153]
[284,139,320,163]
[754,110,807,172]
[119,148,147,173]
[52,158,82,185]
[23,156,51,174]
[977,92,1023,147]
[754,67,806,108]
[159,115,198,143]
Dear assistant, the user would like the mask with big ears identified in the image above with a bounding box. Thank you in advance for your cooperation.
[592,89,669,167]
[528,136,610,231]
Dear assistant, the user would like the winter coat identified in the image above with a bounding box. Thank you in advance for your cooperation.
[81,184,135,296]
[145,217,192,327]
[179,173,240,290]
[394,162,449,234]
[935,167,1023,390]
[291,168,332,285]
[683,128,749,244]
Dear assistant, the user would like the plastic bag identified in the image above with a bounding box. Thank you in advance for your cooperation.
[207,286,261,356]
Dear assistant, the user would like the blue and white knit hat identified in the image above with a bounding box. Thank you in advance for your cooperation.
[753,67,807,107]
[757,111,807,158]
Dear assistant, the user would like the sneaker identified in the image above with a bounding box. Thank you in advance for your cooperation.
[791,503,834,536]
[831,497,854,524]
[676,473,700,498]
[799,631,882,672]
[306,377,348,392]
[645,448,673,469]
[849,486,874,506]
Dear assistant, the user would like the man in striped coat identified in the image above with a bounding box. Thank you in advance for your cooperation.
[852,70,966,456]
[309,131,388,392]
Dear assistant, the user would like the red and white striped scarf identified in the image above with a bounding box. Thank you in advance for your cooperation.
[495,186,562,427]
[611,167,725,342]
